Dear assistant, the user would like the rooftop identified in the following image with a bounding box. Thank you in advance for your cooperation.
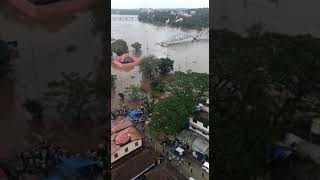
[111,149,158,180]
[144,160,187,180]
[111,119,143,155]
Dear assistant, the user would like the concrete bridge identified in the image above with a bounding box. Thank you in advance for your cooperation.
[111,16,138,21]
[159,28,209,46]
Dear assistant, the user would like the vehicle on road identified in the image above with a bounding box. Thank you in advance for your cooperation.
[170,146,185,156]
[202,161,209,173]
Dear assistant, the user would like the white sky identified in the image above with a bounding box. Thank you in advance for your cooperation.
[111,0,209,9]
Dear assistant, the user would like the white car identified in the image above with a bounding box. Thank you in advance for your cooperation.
[202,161,209,173]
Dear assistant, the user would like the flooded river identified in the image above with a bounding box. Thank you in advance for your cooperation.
[111,15,209,110]
[0,2,103,158]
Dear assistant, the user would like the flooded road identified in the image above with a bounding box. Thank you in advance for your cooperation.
[0,2,103,158]
[111,15,209,110]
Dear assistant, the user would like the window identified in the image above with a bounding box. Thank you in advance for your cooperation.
[135,142,139,146]
[125,147,128,152]
[203,124,208,128]
[193,119,197,123]
[114,153,118,158]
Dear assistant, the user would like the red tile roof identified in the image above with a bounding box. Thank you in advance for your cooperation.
[111,119,143,155]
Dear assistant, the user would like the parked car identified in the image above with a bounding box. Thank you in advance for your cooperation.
[202,161,209,173]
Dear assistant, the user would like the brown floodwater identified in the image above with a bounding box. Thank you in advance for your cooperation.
[111,15,209,110]
[0,2,103,158]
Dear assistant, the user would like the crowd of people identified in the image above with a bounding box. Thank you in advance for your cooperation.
[14,140,107,179]
[111,105,145,120]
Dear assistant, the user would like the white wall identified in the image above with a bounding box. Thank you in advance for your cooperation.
[111,139,142,163]
[189,117,209,139]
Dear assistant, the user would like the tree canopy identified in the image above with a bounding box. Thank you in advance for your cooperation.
[158,57,174,74]
[131,42,142,51]
[150,95,189,135]
[111,39,128,56]
[139,55,159,78]
[167,71,209,105]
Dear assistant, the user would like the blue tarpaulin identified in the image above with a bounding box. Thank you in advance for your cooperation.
[128,110,143,115]
[61,158,97,170]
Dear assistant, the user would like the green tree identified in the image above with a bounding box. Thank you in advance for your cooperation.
[150,95,189,135]
[150,77,165,92]
[131,42,142,51]
[42,72,99,124]
[0,45,13,78]
[124,84,145,101]
[158,57,174,74]
[167,71,209,105]
[111,39,128,56]
[139,55,159,78]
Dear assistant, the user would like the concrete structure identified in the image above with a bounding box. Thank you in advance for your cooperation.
[111,119,143,163]
[189,100,209,140]
[7,0,96,18]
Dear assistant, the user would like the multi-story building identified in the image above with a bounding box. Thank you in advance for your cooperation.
[189,99,209,140]
[111,119,143,163]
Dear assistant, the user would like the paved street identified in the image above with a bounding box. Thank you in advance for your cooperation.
[144,132,209,180]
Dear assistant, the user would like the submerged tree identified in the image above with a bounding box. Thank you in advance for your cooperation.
[111,39,129,56]
[139,55,159,78]
[131,42,142,51]
[158,57,174,74]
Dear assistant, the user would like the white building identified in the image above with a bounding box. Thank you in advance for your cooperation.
[111,119,143,163]
[189,100,209,140]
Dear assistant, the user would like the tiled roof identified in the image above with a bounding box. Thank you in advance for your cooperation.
[112,149,157,180]
[111,119,143,155]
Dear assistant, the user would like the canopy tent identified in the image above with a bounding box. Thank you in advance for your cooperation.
[192,137,209,155]
[175,147,185,155]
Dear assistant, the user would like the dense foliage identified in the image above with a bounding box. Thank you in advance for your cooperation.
[131,42,142,51]
[140,55,174,78]
[167,71,209,104]
[150,95,189,135]
[150,77,165,92]
[138,8,208,29]
[124,84,145,101]
[111,39,128,56]
[212,29,320,179]
[158,57,174,74]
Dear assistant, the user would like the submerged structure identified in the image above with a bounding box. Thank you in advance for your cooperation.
[112,53,140,69]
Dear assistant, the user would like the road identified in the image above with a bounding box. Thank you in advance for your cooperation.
[143,129,209,180]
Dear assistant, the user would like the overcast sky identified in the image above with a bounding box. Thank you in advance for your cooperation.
[111,0,209,9]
